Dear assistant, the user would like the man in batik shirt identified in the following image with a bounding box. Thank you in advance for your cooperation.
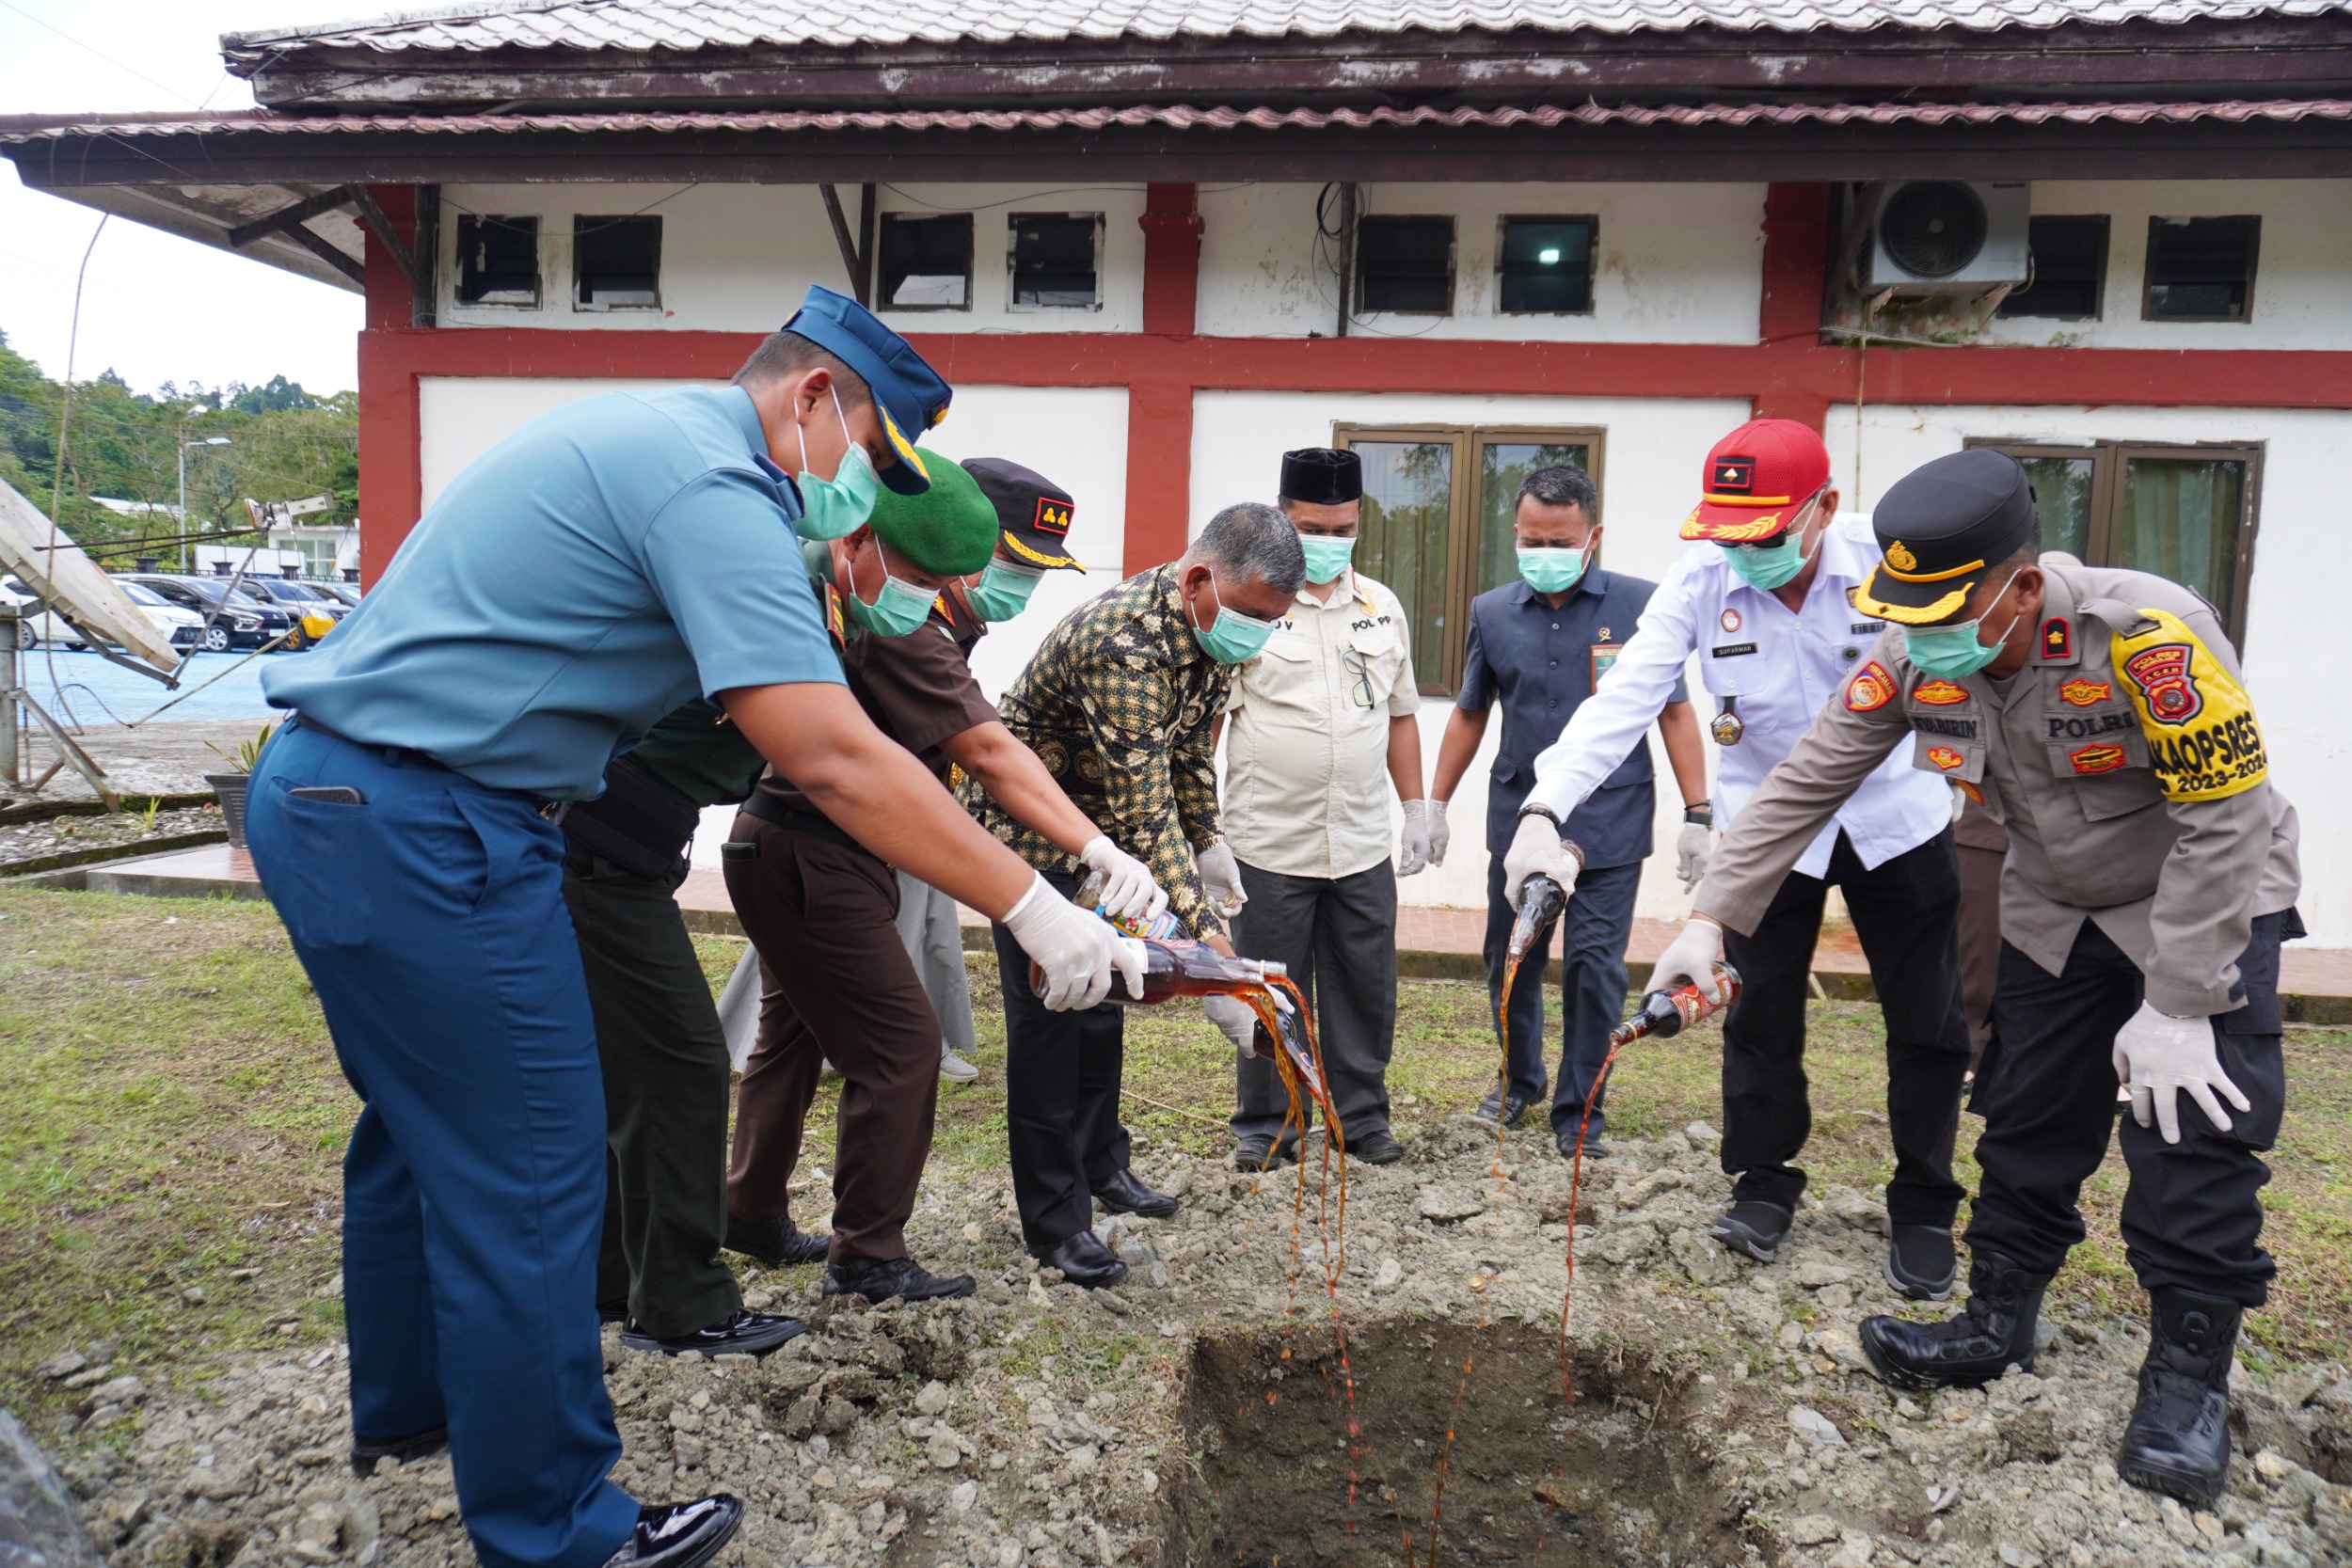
[965,502,1302,1286]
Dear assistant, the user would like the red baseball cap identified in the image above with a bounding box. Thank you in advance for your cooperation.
[1678,419,1832,543]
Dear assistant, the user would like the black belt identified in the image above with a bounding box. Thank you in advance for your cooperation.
[739,791,868,856]
[557,754,704,879]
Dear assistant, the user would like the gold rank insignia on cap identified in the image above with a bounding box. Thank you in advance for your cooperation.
[1886,541,1918,572]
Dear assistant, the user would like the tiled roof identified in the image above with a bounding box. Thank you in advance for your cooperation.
[219,0,2352,55]
[8,98,2348,140]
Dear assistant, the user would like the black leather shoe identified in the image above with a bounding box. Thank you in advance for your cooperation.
[1473,1081,1533,1130]
[1708,1199,1792,1262]
[623,1308,805,1358]
[823,1254,977,1304]
[1553,1126,1609,1163]
[723,1212,830,1268]
[350,1424,447,1478]
[1349,1130,1406,1165]
[2117,1287,2242,1508]
[600,1496,743,1568]
[1093,1168,1179,1218]
[1884,1225,1959,1301]
[1033,1231,1127,1289]
[1232,1132,1299,1170]
[1859,1251,2050,1391]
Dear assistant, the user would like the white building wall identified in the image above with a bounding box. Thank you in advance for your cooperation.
[1190,388,1754,923]
[1825,401,2352,944]
[1194,182,1767,343]
[1979,180,2352,353]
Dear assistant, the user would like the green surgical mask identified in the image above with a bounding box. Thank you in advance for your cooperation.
[844,540,938,638]
[1190,570,1278,664]
[1517,546,1585,594]
[1297,532,1358,586]
[966,559,1044,622]
[1901,571,2025,680]
[1722,531,1810,591]
[791,388,881,543]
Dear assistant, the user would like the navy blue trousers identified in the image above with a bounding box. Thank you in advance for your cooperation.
[246,723,636,1568]
[1484,854,1644,1135]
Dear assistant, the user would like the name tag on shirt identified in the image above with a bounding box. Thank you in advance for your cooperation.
[1592,642,1622,686]
[1709,642,1758,658]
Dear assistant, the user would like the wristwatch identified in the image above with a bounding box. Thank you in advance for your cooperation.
[1516,802,1587,872]
[1683,804,1714,827]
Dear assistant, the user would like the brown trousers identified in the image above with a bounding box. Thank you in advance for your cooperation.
[723,813,941,1263]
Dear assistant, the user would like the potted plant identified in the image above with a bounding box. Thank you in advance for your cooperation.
[203,721,277,849]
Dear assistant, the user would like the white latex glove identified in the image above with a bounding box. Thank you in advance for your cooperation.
[1203,993,1262,1063]
[1675,821,1714,892]
[1397,800,1434,877]
[1077,835,1168,925]
[1001,873,1145,1011]
[1502,812,1581,908]
[1195,839,1248,918]
[1652,917,1726,1005]
[2111,1001,2250,1144]
[1426,799,1450,867]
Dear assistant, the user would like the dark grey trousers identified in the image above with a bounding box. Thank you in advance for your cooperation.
[560,847,742,1339]
[1229,858,1399,1143]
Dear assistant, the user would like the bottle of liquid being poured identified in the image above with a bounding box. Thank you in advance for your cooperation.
[1608,963,1744,1048]
[1074,866,1183,941]
[1505,835,1586,965]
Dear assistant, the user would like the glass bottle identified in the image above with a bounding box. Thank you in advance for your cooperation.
[1608,963,1744,1047]
[1074,866,1183,941]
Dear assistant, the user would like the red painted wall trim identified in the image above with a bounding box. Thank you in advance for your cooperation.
[358,185,421,585]
[1756,182,1836,427]
[360,330,2352,573]
[1128,182,1204,563]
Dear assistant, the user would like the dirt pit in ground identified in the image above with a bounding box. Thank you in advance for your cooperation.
[1175,1318,1738,1567]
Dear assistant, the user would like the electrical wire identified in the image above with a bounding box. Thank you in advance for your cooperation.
[0,0,205,107]
[38,213,107,738]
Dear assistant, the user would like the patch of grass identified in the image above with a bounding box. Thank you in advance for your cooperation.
[5,886,2349,1432]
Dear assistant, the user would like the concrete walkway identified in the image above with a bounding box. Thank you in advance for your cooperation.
[37,841,2352,1023]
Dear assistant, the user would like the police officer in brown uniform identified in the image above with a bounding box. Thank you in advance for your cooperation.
[1649,448,2300,1508]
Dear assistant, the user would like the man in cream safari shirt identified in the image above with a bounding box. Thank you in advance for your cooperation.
[1220,447,1431,1168]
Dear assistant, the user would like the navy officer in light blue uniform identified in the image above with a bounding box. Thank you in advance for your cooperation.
[247,287,1136,1568]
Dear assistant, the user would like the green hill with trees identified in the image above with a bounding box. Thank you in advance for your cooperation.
[0,329,357,567]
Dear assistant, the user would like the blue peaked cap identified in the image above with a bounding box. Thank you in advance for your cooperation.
[782,284,952,496]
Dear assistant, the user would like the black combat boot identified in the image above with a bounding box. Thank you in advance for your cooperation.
[2116,1287,2242,1509]
[1858,1251,2049,1390]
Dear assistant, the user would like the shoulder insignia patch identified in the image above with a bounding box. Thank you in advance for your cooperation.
[2041,617,2073,661]
[2058,677,2112,707]
[1926,746,1966,771]
[1845,661,1897,713]
[2109,607,2267,801]
[1957,780,1984,804]
[823,582,848,648]
[2069,743,2127,775]
[1914,679,1970,705]
[2120,643,2202,725]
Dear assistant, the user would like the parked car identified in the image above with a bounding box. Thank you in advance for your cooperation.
[312,581,363,610]
[119,573,298,653]
[3,575,203,654]
[246,577,350,622]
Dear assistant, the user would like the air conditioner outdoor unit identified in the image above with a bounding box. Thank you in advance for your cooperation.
[1867,181,2030,293]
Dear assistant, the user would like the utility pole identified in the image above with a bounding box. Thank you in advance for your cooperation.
[179,436,231,571]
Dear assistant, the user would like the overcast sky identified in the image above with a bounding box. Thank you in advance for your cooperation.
[0,0,368,395]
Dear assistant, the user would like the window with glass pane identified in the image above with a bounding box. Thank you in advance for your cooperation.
[2144,216,2259,323]
[1497,216,1596,314]
[2011,453,2094,559]
[1357,217,1455,314]
[1352,440,1455,684]
[1971,439,2261,639]
[2118,456,2249,621]
[1998,215,2107,320]
[1475,441,1594,595]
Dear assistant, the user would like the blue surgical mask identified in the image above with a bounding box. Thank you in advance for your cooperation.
[791,388,881,542]
[1517,546,1585,594]
[1901,571,2025,680]
[1297,532,1358,586]
[1723,532,1810,590]
[966,558,1044,623]
[844,538,938,638]
[1190,570,1278,664]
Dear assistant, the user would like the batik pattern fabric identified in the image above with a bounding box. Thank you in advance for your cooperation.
[964,565,1232,937]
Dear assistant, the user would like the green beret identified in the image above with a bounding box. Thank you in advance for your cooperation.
[866,454,998,577]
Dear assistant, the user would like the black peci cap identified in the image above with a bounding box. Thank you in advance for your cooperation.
[963,457,1084,572]
[1856,449,2040,626]
[1280,447,1363,507]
